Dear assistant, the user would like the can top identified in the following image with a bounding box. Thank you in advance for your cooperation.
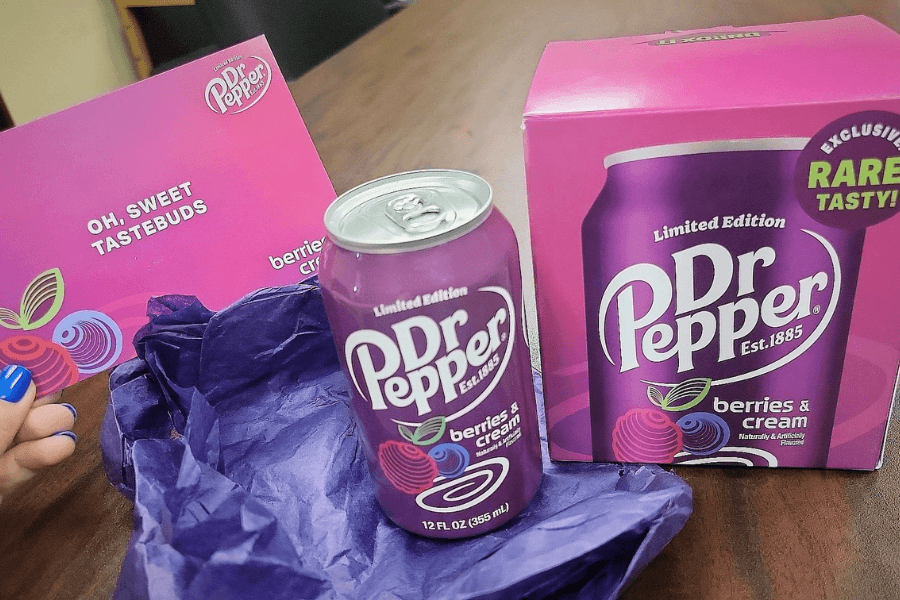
[604,138,810,168]
[324,170,493,254]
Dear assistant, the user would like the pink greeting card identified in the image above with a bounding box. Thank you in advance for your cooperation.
[0,37,336,397]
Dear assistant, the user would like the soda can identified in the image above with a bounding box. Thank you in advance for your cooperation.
[319,170,542,538]
[582,139,866,467]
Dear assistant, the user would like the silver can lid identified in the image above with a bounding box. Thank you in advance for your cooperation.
[324,170,493,254]
[604,138,810,168]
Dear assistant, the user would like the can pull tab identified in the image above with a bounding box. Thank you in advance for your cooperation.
[386,192,455,233]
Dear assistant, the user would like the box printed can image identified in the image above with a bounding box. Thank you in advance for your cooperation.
[582,140,865,467]
[319,170,542,537]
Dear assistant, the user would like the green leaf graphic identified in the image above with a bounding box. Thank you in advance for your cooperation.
[0,307,22,330]
[397,416,447,446]
[411,416,446,445]
[644,378,712,412]
[1,268,65,331]
[398,424,416,443]
[647,386,665,408]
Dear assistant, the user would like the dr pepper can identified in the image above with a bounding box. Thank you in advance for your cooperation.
[319,170,542,538]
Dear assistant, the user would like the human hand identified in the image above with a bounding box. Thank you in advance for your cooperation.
[0,365,77,506]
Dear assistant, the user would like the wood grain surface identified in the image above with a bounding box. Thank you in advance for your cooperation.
[2,1,900,598]
[0,373,132,600]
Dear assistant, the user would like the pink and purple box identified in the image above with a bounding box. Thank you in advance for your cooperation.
[0,37,336,398]
[524,16,900,469]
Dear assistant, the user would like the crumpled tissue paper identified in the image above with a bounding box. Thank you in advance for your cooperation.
[101,279,692,600]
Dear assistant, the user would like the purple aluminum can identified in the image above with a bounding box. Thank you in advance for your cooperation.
[582,140,866,468]
[319,170,542,538]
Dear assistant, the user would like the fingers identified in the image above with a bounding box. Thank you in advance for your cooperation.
[32,388,65,408]
[0,433,77,493]
[0,365,78,500]
[0,366,37,455]
[14,402,77,444]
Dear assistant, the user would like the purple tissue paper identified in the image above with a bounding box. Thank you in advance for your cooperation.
[100,279,692,600]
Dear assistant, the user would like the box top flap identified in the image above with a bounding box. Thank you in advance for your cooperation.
[524,16,900,118]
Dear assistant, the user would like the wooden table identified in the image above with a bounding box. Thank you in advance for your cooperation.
[3,0,900,598]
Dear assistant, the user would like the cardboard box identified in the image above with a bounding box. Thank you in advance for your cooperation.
[0,37,335,397]
[524,16,900,469]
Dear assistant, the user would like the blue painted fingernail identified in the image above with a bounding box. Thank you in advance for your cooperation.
[60,403,78,421]
[54,431,77,443]
[0,365,32,403]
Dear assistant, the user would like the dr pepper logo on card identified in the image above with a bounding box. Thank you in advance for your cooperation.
[205,55,271,115]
